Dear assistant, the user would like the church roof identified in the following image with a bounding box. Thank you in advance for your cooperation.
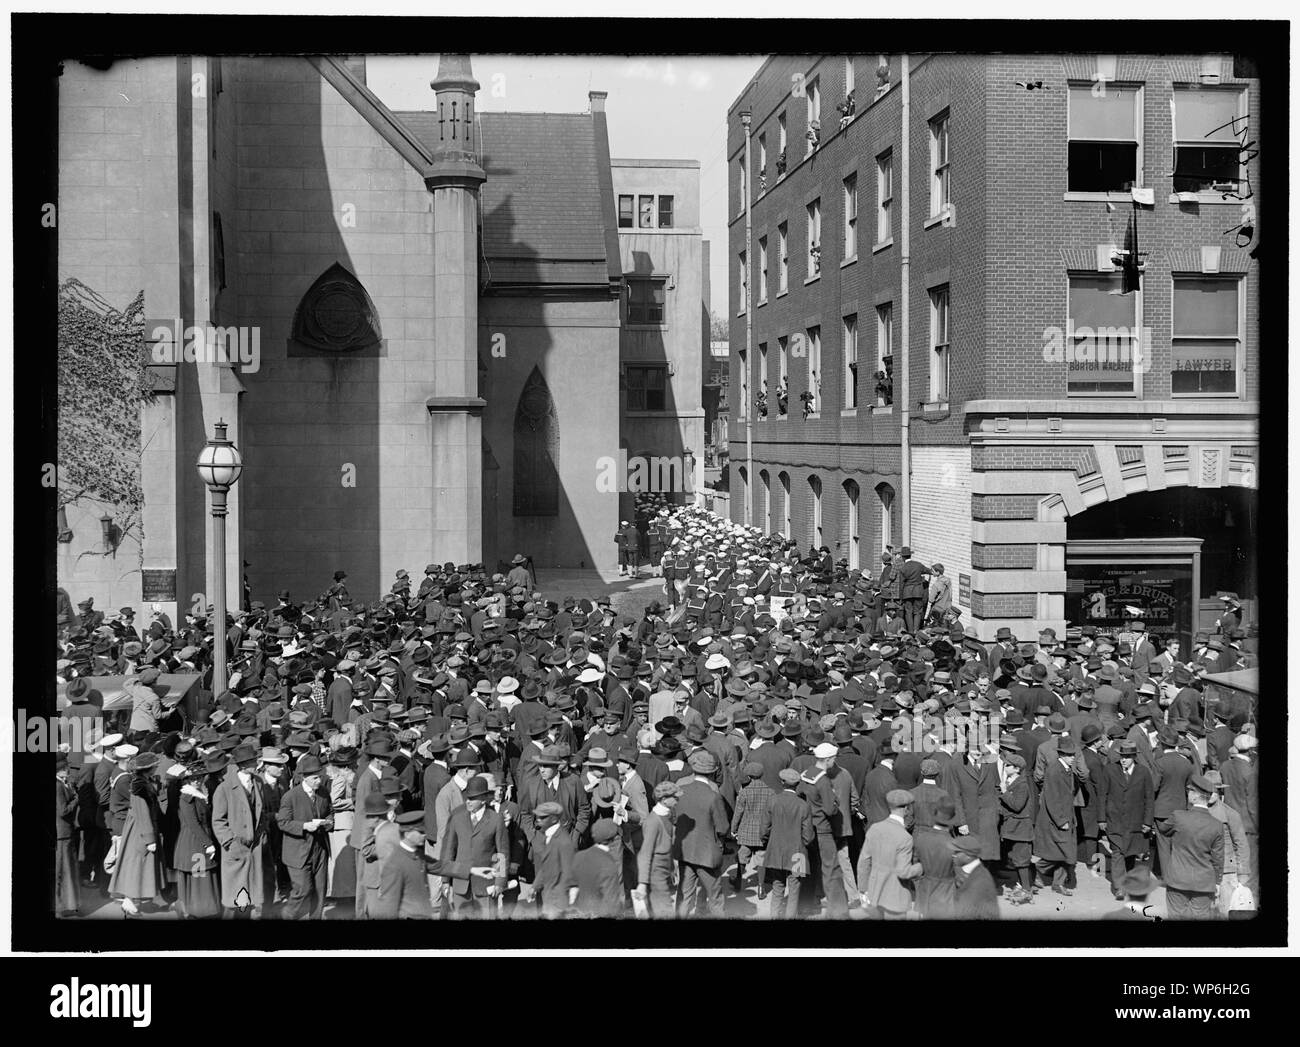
[394,109,620,292]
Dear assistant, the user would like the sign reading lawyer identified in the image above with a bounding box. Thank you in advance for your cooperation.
[1065,562,1194,652]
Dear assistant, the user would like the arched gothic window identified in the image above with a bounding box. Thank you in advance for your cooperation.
[290,263,382,354]
[514,367,558,517]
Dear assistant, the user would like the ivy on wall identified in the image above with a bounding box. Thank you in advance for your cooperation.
[57,278,151,556]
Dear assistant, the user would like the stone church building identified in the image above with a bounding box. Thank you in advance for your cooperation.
[57,54,696,622]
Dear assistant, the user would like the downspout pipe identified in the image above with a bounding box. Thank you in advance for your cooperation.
[741,109,754,527]
[899,55,911,548]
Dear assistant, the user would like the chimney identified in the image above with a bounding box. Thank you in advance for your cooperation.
[589,90,607,114]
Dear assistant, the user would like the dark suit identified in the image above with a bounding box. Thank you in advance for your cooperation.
[436,805,509,917]
[376,843,433,919]
[672,776,730,917]
[572,844,624,917]
[912,826,957,919]
[897,558,928,632]
[529,826,577,918]
[1158,805,1224,919]
[519,773,590,843]
[1103,761,1154,892]
[276,784,332,919]
[859,764,899,825]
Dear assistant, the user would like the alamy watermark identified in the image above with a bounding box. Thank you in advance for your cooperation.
[595,449,697,494]
[1042,322,1153,373]
[150,319,261,373]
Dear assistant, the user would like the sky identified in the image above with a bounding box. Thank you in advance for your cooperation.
[366,54,764,322]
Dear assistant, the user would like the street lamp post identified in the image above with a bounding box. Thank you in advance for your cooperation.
[196,420,244,697]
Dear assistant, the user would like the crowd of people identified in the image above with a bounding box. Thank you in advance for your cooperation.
[53,506,1259,922]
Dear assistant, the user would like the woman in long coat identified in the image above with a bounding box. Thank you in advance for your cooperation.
[326,747,358,901]
[170,762,222,918]
[107,753,168,915]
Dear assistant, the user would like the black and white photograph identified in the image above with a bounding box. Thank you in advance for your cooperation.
[6,5,1291,995]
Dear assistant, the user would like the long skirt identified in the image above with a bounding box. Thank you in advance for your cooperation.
[173,869,222,919]
[327,830,357,899]
[108,811,167,904]
[55,838,81,914]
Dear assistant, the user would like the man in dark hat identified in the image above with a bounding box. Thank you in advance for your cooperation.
[673,749,730,917]
[895,547,929,634]
[436,775,509,919]
[1157,774,1224,920]
[276,753,333,919]
[1101,740,1154,898]
[1034,735,1079,896]
[211,741,274,919]
[375,811,435,919]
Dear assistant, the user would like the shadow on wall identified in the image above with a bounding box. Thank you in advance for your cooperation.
[226,56,381,607]
[479,195,606,574]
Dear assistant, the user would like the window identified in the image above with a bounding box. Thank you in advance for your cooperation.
[777,336,789,418]
[514,367,559,517]
[806,77,821,155]
[618,195,634,229]
[739,467,750,520]
[779,471,792,537]
[1172,87,1247,194]
[844,479,860,569]
[738,251,747,313]
[213,212,226,291]
[758,133,767,179]
[877,482,894,551]
[1068,84,1142,193]
[737,158,747,211]
[877,150,893,243]
[778,111,788,173]
[760,470,772,533]
[806,198,821,277]
[738,347,749,421]
[627,277,666,325]
[758,236,768,303]
[638,195,656,228]
[843,173,858,259]
[658,195,674,228]
[777,222,789,292]
[759,342,769,411]
[929,286,950,401]
[929,111,951,216]
[1066,273,1139,395]
[876,303,894,406]
[843,314,859,409]
[805,326,821,415]
[291,263,382,354]
[809,476,823,547]
[844,56,855,97]
[626,365,667,411]
[1172,276,1241,396]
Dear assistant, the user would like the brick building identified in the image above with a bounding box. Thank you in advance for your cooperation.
[728,54,1260,646]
